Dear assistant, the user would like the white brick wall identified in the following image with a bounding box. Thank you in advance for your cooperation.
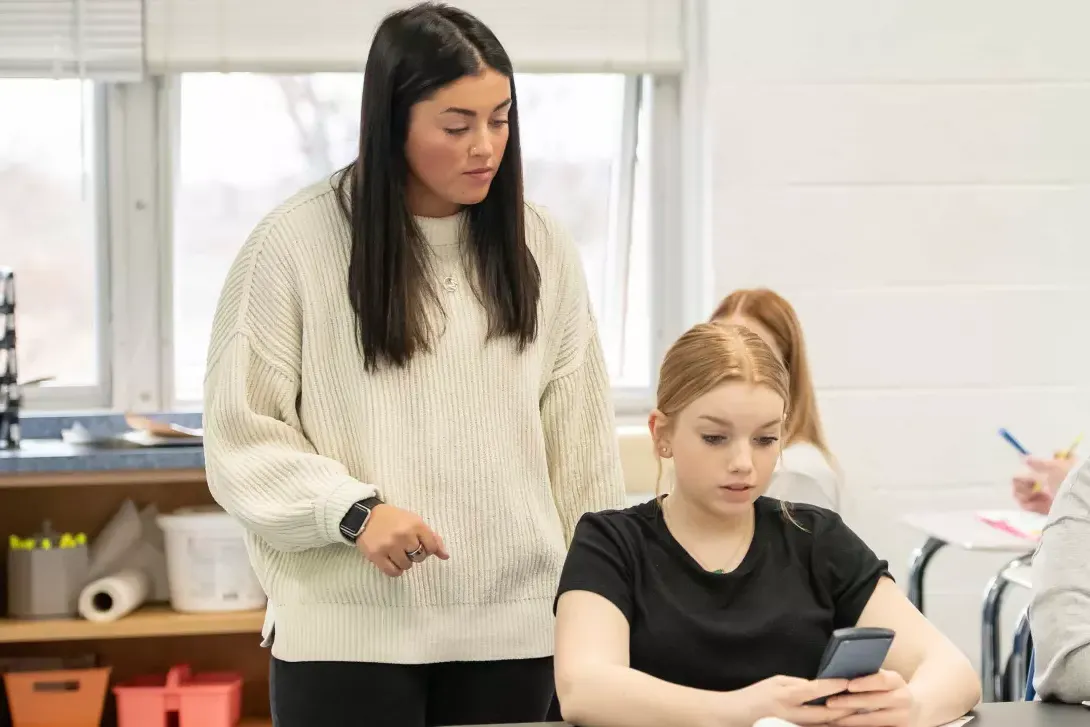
[704,0,1090,666]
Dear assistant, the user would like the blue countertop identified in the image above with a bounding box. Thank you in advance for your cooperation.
[0,413,206,475]
[0,439,205,474]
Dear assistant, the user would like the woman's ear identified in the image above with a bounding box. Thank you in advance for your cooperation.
[649,410,673,459]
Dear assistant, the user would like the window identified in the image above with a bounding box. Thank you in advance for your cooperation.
[171,73,362,402]
[170,72,653,404]
[0,79,106,404]
[517,75,652,390]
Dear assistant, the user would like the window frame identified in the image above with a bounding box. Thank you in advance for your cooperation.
[26,71,699,417]
[18,82,114,411]
[598,74,643,393]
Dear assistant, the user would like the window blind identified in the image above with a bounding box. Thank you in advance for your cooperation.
[145,0,684,74]
[0,0,144,79]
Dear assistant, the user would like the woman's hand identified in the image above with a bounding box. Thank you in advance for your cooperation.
[356,504,449,577]
[1012,455,1076,515]
[724,675,855,726]
[824,670,919,727]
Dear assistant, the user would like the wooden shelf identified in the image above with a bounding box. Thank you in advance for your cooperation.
[0,606,264,644]
[0,467,206,489]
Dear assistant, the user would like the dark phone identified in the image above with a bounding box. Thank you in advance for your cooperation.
[806,627,895,705]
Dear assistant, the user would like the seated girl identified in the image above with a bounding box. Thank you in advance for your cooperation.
[553,322,980,727]
[712,289,841,511]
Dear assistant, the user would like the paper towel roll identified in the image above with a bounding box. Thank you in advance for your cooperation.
[78,569,149,622]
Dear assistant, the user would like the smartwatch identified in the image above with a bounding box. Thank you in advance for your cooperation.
[339,497,383,543]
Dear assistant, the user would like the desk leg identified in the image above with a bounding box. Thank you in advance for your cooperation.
[906,537,945,614]
[1007,606,1033,703]
[981,553,1032,704]
[981,570,1012,702]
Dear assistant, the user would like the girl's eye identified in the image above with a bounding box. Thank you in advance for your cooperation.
[702,434,725,445]
[756,436,780,447]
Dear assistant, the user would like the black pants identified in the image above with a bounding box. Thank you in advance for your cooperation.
[270,656,555,727]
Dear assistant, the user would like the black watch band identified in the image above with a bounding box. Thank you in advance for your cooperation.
[339,497,383,543]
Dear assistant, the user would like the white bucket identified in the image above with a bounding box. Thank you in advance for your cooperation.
[156,506,266,613]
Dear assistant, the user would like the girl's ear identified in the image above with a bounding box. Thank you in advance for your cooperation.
[649,410,672,458]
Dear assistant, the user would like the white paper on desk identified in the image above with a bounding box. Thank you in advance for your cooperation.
[938,717,974,727]
[976,510,1046,540]
[752,715,974,727]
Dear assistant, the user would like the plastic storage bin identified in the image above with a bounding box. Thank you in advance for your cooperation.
[156,506,265,612]
[113,664,242,727]
[2,666,109,727]
[6,524,89,619]
[0,656,96,727]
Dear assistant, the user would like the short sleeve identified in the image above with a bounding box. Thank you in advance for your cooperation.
[812,511,892,629]
[554,512,635,622]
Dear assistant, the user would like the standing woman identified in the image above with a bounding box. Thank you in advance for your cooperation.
[711,289,841,511]
[202,4,625,726]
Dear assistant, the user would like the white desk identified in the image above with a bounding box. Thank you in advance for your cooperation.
[901,510,1036,613]
[457,702,1090,727]
[901,510,1038,703]
[902,511,1035,553]
[1003,561,1033,590]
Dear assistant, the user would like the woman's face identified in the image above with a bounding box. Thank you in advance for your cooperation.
[404,66,512,217]
[652,381,785,518]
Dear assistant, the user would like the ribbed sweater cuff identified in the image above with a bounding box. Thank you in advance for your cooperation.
[317,476,379,545]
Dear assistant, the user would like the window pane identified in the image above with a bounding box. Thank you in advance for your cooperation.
[619,77,653,389]
[0,79,99,387]
[172,73,362,401]
[515,74,651,388]
[172,72,652,401]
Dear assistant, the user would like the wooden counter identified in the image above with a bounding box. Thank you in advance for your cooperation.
[0,606,263,644]
[0,467,207,489]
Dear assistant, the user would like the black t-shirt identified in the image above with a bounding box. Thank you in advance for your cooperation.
[554,496,891,693]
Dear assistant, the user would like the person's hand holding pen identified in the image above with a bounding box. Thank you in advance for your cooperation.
[1006,430,1083,515]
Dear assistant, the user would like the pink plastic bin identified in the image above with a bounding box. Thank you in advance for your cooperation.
[113,664,242,727]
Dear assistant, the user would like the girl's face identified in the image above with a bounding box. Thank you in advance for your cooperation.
[404,66,512,217]
[651,381,785,517]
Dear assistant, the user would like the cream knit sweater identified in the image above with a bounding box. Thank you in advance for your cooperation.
[203,179,626,664]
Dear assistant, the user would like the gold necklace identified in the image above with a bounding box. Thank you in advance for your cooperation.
[663,498,754,574]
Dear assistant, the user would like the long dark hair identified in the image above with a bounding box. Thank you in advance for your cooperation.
[336,2,540,371]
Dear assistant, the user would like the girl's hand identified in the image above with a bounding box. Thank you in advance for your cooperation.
[723,675,854,726]
[1012,455,1076,515]
[825,670,920,727]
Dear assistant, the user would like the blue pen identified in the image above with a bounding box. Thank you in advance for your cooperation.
[998,428,1031,457]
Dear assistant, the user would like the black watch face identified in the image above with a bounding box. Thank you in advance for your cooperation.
[341,503,369,538]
